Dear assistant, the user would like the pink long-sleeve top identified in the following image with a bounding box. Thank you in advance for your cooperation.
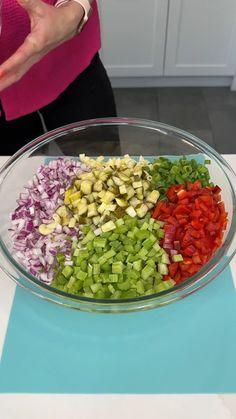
[0,0,101,120]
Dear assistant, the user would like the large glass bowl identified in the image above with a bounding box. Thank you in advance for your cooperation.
[0,117,236,313]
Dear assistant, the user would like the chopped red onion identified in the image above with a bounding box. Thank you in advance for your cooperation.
[10,158,90,283]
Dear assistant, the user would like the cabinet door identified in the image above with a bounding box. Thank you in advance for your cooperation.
[98,0,168,77]
[164,0,236,76]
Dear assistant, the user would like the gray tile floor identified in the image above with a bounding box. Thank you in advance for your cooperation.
[114,87,236,154]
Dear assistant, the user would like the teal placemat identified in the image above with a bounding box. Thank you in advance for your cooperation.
[0,266,235,394]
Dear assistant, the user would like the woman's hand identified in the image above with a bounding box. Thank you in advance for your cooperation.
[0,0,84,92]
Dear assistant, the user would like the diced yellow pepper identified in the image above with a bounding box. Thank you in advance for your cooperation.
[64,189,73,205]
[80,180,93,195]
[69,191,81,203]
[102,191,115,204]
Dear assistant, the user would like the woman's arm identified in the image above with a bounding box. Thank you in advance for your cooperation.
[0,0,91,92]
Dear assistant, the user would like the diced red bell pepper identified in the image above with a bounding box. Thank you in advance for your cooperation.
[168,262,179,278]
[151,181,228,285]
[177,189,189,200]
[191,220,204,230]
[183,245,196,257]
[163,275,171,281]
[192,254,202,264]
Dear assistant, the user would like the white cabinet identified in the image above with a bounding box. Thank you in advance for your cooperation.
[98,0,168,77]
[98,0,236,79]
[164,0,236,76]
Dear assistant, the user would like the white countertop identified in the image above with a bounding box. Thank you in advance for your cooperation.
[0,155,235,419]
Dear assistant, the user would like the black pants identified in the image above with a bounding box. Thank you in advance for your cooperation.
[0,54,117,155]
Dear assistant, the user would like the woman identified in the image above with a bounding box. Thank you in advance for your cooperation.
[0,0,117,154]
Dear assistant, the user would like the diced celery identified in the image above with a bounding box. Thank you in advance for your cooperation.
[90,283,102,294]
[102,232,112,238]
[93,237,107,248]
[117,280,130,291]
[108,274,119,283]
[136,280,145,295]
[79,259,86,270]
[110,240,122,250]
[78,249,89,259]
[140,221,149,231]
[73,279,83,291]
[100,273,109,283]
[146,259,156,268]
[93,275,102,283]
[93,264,100,275]
[83,292,94,298]
[153,271,162,281]
[53,212,175,300]
[121,290,137,298]
[76,270,87,281]
[67,276,76,289]
[129,270,139,281]
[127,231,135,239]
[108,284,116,294]
[87,264,93,277]
[111,291,121,299]
[95,289,106,299]
[142,235,156,250]
[81,230,95,245]
[74,256,82,266]
[157,229,165,239]
[108,233,119,241]
[134,243,142,253]
[101,221,116,233]
[56,274,67,285]
[133,259,142,272]
[62,266,73,279]
[124,244,135,253]
[158,263,168,275]
[135,230,150,240]
[98,249,116,265]
[172,254,183,262]
[81,225,90,234]
[56,253,65,263]
[83,277,94,287]
[165,279,176,288]
[153,242,161,251]
[73,266,80,276]
[145,288,155,296]
[115,218,125,227]
[155,282,167,293]
[148,248,156,258]
[115,225,128,234]
[161,253,170,264]
[89,254,99,264]
[73,248,80,257]
[101,262,111,273]
[116,251,126,262]
[138,247,149,259]
[141,265,155,280]
[87,239,96,251]
[122,237,133,245]
[112,261,123,274]
[71,241,78,251]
